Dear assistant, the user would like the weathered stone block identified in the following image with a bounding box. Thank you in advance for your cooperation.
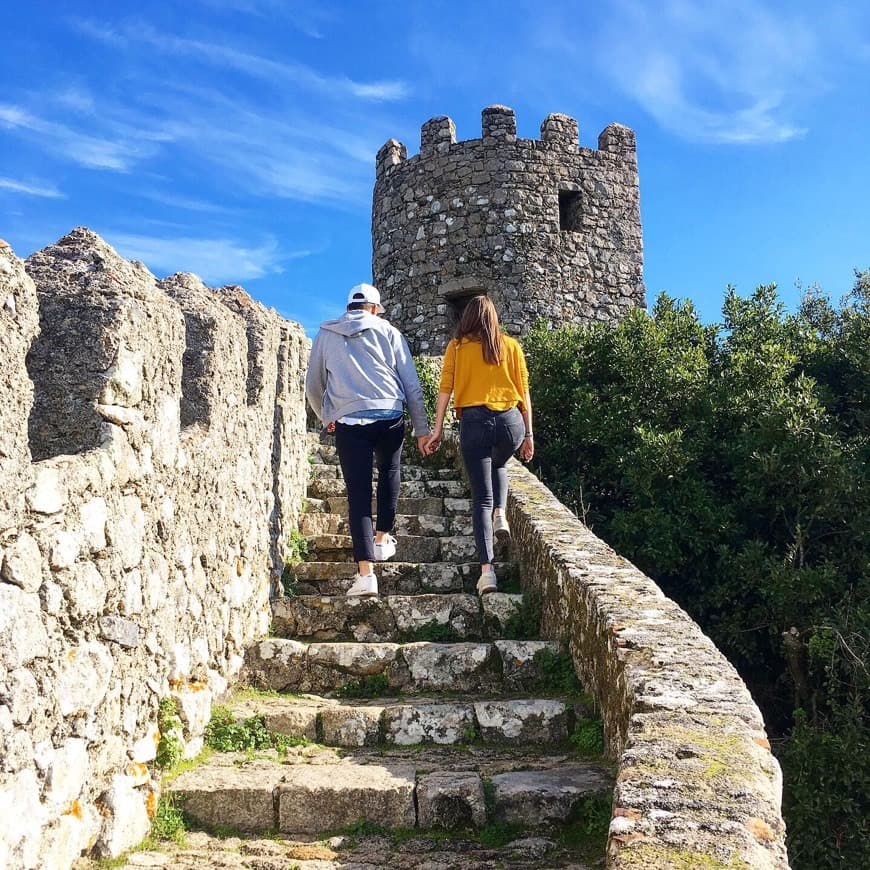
[320,705,383,747]
[56,642,114,717]
[99,615,140,649]
[383,702,475,745]
[94,775,152,858]
[1,531,42,591]
[494,640,561,690]
[491,764,612,825]
[474,699,569,744]
[0,585,49,668]
[401,642,501,692]
[278,761,416,833]
[417,771,486,829]
[170,757,283,833]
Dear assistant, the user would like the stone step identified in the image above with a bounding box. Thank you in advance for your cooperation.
[228,693,577,747]
[243,638,563,695]
[310,462,461,483]
[308,477,467,501]
[306,533,443,563]
[301,511,473,538]
[304,533,503,565]
[167,745,612,836]
[307,494,471,518]
[114,828,596,869]
[271,592,525,642]
[287,560,519,596]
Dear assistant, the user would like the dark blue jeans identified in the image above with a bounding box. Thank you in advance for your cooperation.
[335,416,405,562]
[459,406,525,564]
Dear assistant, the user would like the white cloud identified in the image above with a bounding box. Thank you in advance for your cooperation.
[133,83,377,206]
[73,18,408,102]
[0,177,64,198]
[104,231,311,284]
[0,103,165,171]
[593,0,816,143]
[192,0,333,38]
[138,189,235,213]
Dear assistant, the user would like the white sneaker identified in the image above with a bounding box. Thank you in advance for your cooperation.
[373,533,397,561]
[492,512,511,539]
[476,569,498,596]
[346,573,378,597]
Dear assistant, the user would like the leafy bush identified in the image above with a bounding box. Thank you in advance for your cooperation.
[525,274,870,868]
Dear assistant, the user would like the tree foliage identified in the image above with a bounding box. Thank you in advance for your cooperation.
[525,274,869,868]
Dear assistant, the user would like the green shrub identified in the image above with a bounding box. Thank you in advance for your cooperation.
[525,275,870,869]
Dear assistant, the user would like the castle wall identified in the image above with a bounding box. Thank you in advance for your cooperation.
[0,230,309,868]
[372,106,645,354]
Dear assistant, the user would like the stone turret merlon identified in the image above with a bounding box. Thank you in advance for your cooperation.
[372,105,645,354]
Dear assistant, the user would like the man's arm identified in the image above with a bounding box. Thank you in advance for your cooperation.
[392,331,430,437]
[304,332,327,423]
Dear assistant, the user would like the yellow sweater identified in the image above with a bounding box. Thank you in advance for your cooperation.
[439,335,529,411]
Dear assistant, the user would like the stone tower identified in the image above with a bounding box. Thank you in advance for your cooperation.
[372,105,645,354]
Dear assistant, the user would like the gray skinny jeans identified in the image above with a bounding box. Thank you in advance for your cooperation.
[458,406,525,565]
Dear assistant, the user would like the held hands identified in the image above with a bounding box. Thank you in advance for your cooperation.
[419,430,442,457]
[519,435,534,462]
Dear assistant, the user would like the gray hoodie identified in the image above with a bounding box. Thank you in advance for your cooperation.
[305,310,430,437]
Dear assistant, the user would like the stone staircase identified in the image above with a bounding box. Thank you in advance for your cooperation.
[166,433,613,867]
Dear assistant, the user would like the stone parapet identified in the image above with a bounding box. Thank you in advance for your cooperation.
[504,460,789,869]
[0,230,309,868]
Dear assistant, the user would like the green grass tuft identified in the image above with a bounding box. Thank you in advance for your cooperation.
[333,672,391,699]
[399,620,462,643]
[205,707,311,754]
[156,697,184,770]
[570,718,605,756]
[150,795,187,844]
[533,647,583,694]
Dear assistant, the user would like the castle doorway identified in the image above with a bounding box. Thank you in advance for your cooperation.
[447,289,487,329]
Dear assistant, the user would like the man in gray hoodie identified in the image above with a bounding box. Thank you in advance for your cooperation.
[305,283,431,597]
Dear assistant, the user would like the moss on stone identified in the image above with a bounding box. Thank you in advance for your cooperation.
[614,842,752,869]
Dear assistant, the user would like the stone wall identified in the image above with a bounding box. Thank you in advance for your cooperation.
[0,230,309,869]
[372,105,645,354]
[505,461,789,869]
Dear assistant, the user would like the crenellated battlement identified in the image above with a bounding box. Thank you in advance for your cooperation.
[372,105,645,354]
[375,105,636,181]
[0,230,310,867]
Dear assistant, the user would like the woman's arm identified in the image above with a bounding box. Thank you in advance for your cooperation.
[431,391,452,440]
[519,388,534,462]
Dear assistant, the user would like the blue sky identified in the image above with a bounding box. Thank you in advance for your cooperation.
[2,0,868,333]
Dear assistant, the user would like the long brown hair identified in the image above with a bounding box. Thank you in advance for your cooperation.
[455,295,503,365]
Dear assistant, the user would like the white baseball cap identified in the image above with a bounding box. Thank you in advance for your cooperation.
[347,283,384,314]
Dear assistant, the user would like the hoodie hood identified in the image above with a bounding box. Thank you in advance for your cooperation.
[320,310,382,338]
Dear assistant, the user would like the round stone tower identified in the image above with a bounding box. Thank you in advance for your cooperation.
[372,105,645,354]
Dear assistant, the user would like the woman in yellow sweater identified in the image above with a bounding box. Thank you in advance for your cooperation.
[424,295,534,594]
